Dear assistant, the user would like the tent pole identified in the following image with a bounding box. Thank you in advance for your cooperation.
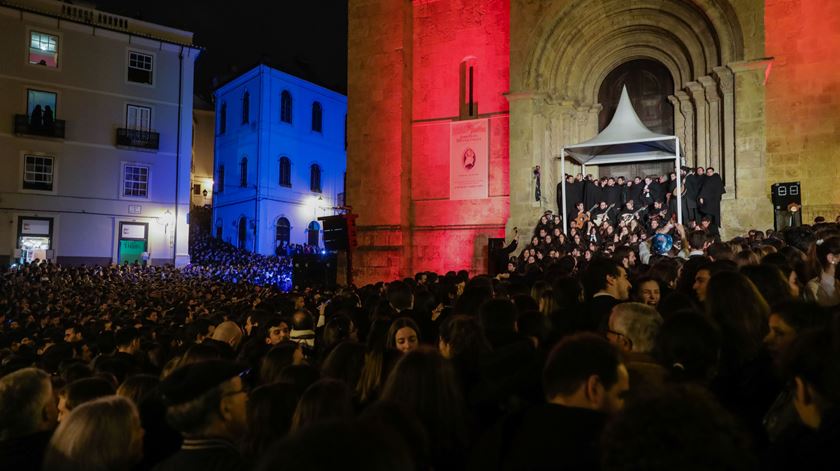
[675,137,683,226]
[561,148,568,234]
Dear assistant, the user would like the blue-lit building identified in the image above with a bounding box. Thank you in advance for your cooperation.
[212,65,347,255]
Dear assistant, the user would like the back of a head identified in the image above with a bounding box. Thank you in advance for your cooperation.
[321,341,367,388]
[687,230,707,251]
[277,364,321,395]
[256,420,413,471]
[543,333,622,401]
[783,323,840,413]
[655,312,721,383]
[601,385,755,471]
[438,315,489,361]
[609,303,663,354]
[242,382,301,456]
[117,374,160,405]
[387,281,414,311]
[0,367,52,440]
[260,342,300,385]
[211,321,244,349]
[65,377,116,411]
[44,396,142,471]
[705,271,769,367]
[453,285,493,316]
[740,264,794,308]
[707,242,734,261]
[478,299,518,335]
[290,378,354,432]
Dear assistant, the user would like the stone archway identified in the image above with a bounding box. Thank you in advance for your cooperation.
[508,0,748,235]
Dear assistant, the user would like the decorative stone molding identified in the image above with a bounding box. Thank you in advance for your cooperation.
[713,66,737,196]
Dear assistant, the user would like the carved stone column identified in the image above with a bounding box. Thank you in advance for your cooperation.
[686,81,709,168]
[674,91,695,167]
[667,94,685,162]
[714,66,736,196]
[699,76,722,176]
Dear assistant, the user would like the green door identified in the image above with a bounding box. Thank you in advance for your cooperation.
[119,239,146,265]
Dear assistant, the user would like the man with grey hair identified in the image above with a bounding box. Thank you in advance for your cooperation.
[0,367,58,469]
[606,302,666,399]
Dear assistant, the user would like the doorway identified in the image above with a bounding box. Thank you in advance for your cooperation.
[118,222,148,265]
[17,217,52,263]
[597,59,675,179]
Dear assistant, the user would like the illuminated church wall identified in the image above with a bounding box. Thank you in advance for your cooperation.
[348,0,840,284]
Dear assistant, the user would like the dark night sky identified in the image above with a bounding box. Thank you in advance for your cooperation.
[94,0,348,98]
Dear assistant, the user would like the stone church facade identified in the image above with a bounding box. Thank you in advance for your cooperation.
[347,0,840,285]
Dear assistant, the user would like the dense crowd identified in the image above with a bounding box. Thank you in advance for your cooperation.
[189,234,293,290]
[1,216,840,470]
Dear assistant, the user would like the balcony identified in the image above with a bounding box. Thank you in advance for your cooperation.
[116,128,160,151]
[14,114,66,139]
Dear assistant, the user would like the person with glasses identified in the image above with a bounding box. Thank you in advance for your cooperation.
[155,360,249,471]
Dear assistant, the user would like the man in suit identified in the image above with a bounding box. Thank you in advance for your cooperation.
[683,167,702,224]
[576,259,632,332]
[698,167,725,235]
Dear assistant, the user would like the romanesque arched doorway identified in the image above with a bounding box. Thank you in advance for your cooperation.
[597,59,675,179]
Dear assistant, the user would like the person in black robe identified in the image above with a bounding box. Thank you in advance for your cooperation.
[583,176,601,211]
[650,176,667,204]
[627,177,643,207]
[603,178,622,207]
[616,176,628,205]
[698,167,725,235]
[684,167,702,224]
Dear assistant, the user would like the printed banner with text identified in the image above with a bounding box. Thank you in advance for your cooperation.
[450,118,489,200]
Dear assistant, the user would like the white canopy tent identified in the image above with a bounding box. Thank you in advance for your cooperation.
[559,86,683,233]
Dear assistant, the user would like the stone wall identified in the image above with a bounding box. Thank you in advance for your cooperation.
[764,0,840,221]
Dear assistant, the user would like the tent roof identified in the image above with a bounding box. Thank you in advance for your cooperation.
[563,86,677,165]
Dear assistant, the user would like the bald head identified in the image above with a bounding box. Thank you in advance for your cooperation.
[211,321,244,350]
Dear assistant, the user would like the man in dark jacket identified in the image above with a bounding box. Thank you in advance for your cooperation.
[577,258,632,332]
[683,167,702,224]
[698,167,725,235]
[154,360,248,471]
[470,333,629,470]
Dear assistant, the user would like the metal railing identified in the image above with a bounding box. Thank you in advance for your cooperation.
[14,114,66,139]
[116,128,160,151]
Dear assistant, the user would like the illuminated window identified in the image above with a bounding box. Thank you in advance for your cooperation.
[242,92,250,124]
[23,154,54,191]
[281,90,293,123]
[279,157,291,187]
[123,165,149,198]
[311,102,322,133]
[240,157,248,187]
[126,104,151,131]
[310,164,321,193]
[276,217,290,244]
[26,89,57,128]
[29,31,58,68]
[128,51,153,85]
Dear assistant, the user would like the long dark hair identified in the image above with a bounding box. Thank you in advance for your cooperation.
[705,271,769,371]
[381,348,468,461]
[290,378,354,433]
[241,382,300,457]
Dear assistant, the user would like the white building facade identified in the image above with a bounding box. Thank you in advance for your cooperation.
[212,65,347,255]
[0,0,199,267]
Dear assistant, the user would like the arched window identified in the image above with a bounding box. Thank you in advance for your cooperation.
[275,217,290,245]
[310,163,321,193]
[215,218,223,239]
[219,102,227,134]
[217,165,225,193]
[307,221,320,246]
[240,157,248,187]
[279,156,291,187]
[242,91,250,124]
[281,90,293,123]
[238,217,247,249]
[311,101,322,133]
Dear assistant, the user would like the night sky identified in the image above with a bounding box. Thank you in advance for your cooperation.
[94,0,349,98]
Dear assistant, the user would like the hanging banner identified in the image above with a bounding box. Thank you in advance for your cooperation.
[450,118,489,200]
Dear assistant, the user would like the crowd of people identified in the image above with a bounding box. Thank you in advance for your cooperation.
[190,234,294,290]
[1,213,840,469]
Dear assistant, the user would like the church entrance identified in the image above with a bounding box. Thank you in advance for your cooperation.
[597,59,675,180]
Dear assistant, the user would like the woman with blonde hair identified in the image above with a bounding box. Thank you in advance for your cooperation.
[43,395,144,471]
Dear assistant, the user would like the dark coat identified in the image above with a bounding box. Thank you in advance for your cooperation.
[583,181,601,209]
[0,430,51,471]
[470,403,607,471]
[684,173,702,209]
[698,173,725,216]
[152,438,244,471]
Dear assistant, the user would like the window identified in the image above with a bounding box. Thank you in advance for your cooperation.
[238,217,248,249]
[123,165,150,198]
[311,102,322,132]
[218,165,225,193]
[126,105,151,131]
[279,157,291,187]
[242,92,250,124]
[29,31,59,68]
[281,90,293,123]
[310,164,321,193]
[193,183,201,195]
[240,157,248,187]
[219,102,227,134]
[128,51,153,85]
[23,154,54,191]
[26,89,57,128]
[307,221,320,246]
[276,217,290,245]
